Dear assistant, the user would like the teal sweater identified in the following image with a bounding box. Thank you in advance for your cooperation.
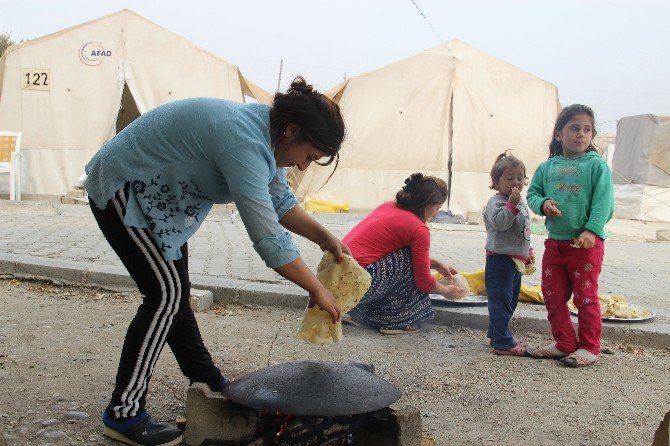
[526,151,614,240]
[85,98,299,267]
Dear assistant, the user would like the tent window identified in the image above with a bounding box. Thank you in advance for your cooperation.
[116,83,141,134]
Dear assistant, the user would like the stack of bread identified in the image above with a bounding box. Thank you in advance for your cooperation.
[567,294,652,319]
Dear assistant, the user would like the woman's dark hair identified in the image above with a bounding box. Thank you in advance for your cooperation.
[395,173,448,222]
[489,151,527,190]
[270,76,345,171]
[549,104,599,158]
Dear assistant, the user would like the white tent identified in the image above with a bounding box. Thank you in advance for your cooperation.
[294,39,561,215]
[594,133,616,166]
[611,114,670,222]
[0,9,271,200]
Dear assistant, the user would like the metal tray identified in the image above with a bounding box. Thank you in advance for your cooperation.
[430,294,488,306]
[568,306,656,322]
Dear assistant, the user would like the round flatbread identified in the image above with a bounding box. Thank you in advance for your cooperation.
[297,252,371,345]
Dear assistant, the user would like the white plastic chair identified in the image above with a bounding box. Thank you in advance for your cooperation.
[0,131,23,200]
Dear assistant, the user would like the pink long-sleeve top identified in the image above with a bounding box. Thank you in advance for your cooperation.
[343,201,436,292]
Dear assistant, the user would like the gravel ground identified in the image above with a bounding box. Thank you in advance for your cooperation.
[0,277,669,446]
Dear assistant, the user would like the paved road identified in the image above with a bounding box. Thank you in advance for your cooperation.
[1,200,669,343]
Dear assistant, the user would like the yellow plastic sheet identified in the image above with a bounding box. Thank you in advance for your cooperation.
[519,285,544,303]
[433,270,544,303]
[304,199,350,213]
[458,270,485,295]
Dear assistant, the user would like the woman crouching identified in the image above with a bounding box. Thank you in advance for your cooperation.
[342,173,467,334]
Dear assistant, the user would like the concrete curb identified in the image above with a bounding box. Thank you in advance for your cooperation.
[432,304,670,349]
[1,253,668,350]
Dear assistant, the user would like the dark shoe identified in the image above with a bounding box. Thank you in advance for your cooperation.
[189,376,229,393]
[103,412,183,446]
[207,377,229,393]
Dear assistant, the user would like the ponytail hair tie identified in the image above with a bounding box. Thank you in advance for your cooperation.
[287,76,316,96]
[402,173,424,192]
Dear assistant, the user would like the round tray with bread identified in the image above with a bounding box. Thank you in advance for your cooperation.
[567,294,655,322]
[429,271,488,306]
[429,293,488,306]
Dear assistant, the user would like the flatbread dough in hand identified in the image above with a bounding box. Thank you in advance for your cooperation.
[297,252,371,345]
[451,273,470,295]
[433,272,470,296]
[512,259,536,275]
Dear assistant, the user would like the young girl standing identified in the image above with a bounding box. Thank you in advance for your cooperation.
[483,153,533,356]
[526,104,614,367]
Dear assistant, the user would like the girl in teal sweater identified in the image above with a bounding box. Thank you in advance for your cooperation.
[526,104,614,367]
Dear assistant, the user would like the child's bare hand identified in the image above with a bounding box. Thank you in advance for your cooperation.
[542,199,562,218]
[509,187,521,206]
[571,230,597,249]
[527,252,535,265]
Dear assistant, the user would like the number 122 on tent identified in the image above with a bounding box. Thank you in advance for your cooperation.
[21,69,51,91]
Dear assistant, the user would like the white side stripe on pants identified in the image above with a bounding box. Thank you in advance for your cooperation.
[110,189,182,418]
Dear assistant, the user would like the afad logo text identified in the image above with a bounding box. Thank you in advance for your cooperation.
[79,42,112,66]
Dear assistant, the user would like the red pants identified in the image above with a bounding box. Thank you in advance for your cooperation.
[541,238,605,355]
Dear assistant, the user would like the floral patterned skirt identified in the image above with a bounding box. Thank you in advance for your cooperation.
[347,247,434,330]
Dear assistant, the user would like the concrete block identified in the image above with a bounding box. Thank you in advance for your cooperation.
[190,275,246,303]
[657,230,670,241]
[184,383,258,445]
[394,406,422,446]
[352,406,422,446]
[66,189,86,198]
[190,288,213,312]
[352,416,400,445]
[59,195,88,205]
[652,409,670,446]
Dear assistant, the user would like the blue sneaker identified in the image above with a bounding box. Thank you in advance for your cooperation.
[102,411,183,446]
[189,377,229,393]
[207,377,229,393]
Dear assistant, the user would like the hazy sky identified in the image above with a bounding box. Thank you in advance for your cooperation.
[2,0,669,134]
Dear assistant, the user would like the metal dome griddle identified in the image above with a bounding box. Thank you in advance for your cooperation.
[221,360,400,417]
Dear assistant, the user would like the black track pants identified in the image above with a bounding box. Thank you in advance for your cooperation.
[89,185,222,419]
